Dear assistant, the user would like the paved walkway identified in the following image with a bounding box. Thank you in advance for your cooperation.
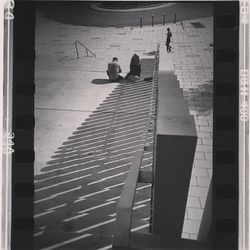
[35,9,213,248]
[158,18,213,240]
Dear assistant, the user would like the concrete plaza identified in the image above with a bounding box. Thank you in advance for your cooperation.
[34,4,213,249]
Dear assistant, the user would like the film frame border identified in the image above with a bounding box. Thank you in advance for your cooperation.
[213,2,239,250]
[0,0,245,249]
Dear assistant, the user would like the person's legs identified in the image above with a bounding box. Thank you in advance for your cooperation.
[117,75,125,81]
[107,70,110,79]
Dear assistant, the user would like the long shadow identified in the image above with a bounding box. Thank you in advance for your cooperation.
[37,2,213,27]
[34,58,156,250]
[91,79,113,84]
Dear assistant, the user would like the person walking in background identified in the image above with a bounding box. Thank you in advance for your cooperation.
[107,57,124,81]
[126,54,141,82]
[166,27,172,53]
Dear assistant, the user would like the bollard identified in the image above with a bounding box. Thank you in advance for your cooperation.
[140,16,142,28]
[163,14,166,25]
[181,20,184,30]
[152,14,154,27]
[174,13,176,24]
[75,42,79,59]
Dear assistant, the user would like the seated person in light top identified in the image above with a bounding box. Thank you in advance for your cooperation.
[125,54,141,82]
[107,57,124,82]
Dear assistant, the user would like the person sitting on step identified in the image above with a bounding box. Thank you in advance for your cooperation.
[107,57,124,82]
[125,54,141,82]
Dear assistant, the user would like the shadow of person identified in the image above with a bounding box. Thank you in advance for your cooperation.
[91,79,113,84]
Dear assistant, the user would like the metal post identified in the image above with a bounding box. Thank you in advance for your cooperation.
[86,48,89,57]
[75,41,79,59]
[140,16,142,28]
[181,20,184,30]
[174,13,176,24]
[152,14,154,27]
[163,14,166,25]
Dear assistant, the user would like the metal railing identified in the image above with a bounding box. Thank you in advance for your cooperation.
[113,45,159,249]
[174,13,185,30]
[74,40,96,58]
[112,121,151,248]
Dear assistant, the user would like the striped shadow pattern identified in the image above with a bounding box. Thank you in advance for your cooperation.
[34,58,157,250]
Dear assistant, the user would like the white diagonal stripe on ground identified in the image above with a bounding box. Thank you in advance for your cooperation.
[75,218,116,233]
[35,165,100,183]
[74,189,109,202]
[97,163,131,173]
[35,174,92,192]
[104,156,134,164]
[136,184,151,191]
[35,186,81,204]
[107,195,121,201]
[131,223,150,232]
[33,231,45,237]
[87,172,128,185]
[63,213,88,222]
[40,234,92,250]
[98,244,112,250]
[47,203,67,210]
[135,198,151,205]
[34,210,54,218]
[77,201,115,214]
[133,204,147,210]
[105,182,124,189]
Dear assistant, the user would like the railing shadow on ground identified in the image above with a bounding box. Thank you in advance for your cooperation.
[91,79,113,84]
[34,58,157,249]
[112,44,159,249]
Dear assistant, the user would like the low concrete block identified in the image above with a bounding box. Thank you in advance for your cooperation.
[152,70,197,238]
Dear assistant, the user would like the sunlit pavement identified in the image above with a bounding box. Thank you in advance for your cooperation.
[35,5,213,249]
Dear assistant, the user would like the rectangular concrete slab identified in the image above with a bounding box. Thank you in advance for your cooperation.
[157,115,197,137]
[157,97,190,116]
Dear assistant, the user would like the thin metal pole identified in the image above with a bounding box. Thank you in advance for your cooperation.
[163,14,166,25]
[181,20,184,30]
[75,41,79,59]
[140,16,142,28]
[152,14,154,27]
[86,48,88,57]
[174,13,176,24]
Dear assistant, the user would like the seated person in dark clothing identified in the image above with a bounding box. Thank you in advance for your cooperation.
[126,54,141,82]
[107,57,124,82]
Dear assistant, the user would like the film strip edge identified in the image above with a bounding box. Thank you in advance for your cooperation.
[239,0,249,249]
[11,2,35,249]
[214,1,239,250]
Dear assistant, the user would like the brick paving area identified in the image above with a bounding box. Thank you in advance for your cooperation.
[158,18,213,239]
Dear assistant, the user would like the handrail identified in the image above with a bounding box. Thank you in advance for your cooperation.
[74,40,96,58]
[113,45,159,249]
[113,120,151,249]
